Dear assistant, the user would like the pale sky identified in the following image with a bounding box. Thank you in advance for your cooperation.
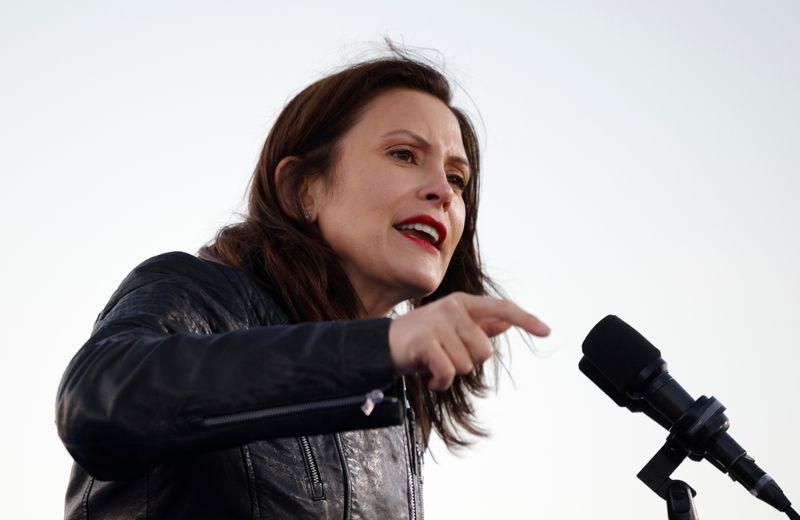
[1,1,798,518]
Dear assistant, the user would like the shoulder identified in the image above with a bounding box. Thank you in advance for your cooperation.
[130,251,249,287]
[110,251,235,299]
[99,252,289,327]
[128,251,230,279]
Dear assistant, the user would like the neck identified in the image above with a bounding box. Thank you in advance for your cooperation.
[349,279,408,319]
[359,293,402,319]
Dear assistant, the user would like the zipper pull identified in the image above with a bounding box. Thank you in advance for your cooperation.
[361,389,385,416]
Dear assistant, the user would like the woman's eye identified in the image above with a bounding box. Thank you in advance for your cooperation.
[389,149,415,163]
[448,174,467,191]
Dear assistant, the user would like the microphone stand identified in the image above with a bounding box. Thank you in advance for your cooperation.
[637,394,731,520]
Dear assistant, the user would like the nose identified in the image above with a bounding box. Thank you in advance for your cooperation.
[418,167,454,211]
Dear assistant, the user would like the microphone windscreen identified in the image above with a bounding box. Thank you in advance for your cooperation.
[582,315,661,392]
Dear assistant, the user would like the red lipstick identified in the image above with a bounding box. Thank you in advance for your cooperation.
[393,214,447,250]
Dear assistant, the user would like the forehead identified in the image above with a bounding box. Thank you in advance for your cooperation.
[349,88,465,152]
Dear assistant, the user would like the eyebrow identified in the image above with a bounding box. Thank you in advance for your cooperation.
[380,129,471,176]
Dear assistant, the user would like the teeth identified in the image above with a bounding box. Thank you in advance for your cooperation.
[396,223,440,245]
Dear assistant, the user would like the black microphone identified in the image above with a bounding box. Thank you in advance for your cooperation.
[579,315,795,516]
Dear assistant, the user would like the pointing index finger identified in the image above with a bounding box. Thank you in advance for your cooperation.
[459,294,551,337]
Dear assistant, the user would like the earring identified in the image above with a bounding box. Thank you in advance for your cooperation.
[302,209,312,221]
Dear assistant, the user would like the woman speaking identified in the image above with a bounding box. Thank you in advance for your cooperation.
[56,53,550,519]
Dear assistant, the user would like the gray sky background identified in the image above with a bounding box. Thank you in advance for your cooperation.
[1,1,798,518]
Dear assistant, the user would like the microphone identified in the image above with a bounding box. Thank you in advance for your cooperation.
[579,315,795,516]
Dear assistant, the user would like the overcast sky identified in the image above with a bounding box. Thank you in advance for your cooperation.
[1,1,798,518]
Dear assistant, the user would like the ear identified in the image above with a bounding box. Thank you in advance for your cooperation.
[275,155,321,222]
[301,174,328,223]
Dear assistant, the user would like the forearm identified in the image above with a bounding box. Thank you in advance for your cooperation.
[57,319,399,480]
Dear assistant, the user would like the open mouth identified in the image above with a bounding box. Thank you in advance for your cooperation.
[392,215,446,251]
[394,222,440,247]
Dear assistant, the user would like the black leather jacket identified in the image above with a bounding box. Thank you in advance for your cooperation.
[56,252,425,519]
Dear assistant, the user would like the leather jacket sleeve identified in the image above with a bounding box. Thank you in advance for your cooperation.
[56,252,403,481]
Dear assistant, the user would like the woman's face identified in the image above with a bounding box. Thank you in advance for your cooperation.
[307,88,470,317]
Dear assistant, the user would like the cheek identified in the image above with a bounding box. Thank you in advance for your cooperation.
[320,200,389,258]
[449,202,467,246]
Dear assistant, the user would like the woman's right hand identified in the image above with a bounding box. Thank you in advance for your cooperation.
[388,292,550,391]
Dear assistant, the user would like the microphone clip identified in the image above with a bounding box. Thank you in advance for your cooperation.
[637,395,730,520]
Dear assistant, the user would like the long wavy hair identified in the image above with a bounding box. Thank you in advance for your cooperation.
[202,53,497,450]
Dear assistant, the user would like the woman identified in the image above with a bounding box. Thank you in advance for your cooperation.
[57,54,549,519]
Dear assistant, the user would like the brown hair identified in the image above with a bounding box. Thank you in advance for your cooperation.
[202,53,496,449]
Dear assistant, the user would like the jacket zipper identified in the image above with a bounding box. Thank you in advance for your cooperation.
[407,409,418,520]
[298,435,325,500]
[334,432,352,520]
[402,377,419,520]
[200,388,389,428]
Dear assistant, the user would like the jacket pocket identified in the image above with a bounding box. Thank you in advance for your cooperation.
[298,435,326,501]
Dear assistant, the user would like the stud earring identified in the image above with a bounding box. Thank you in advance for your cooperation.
[302,209,312,221]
